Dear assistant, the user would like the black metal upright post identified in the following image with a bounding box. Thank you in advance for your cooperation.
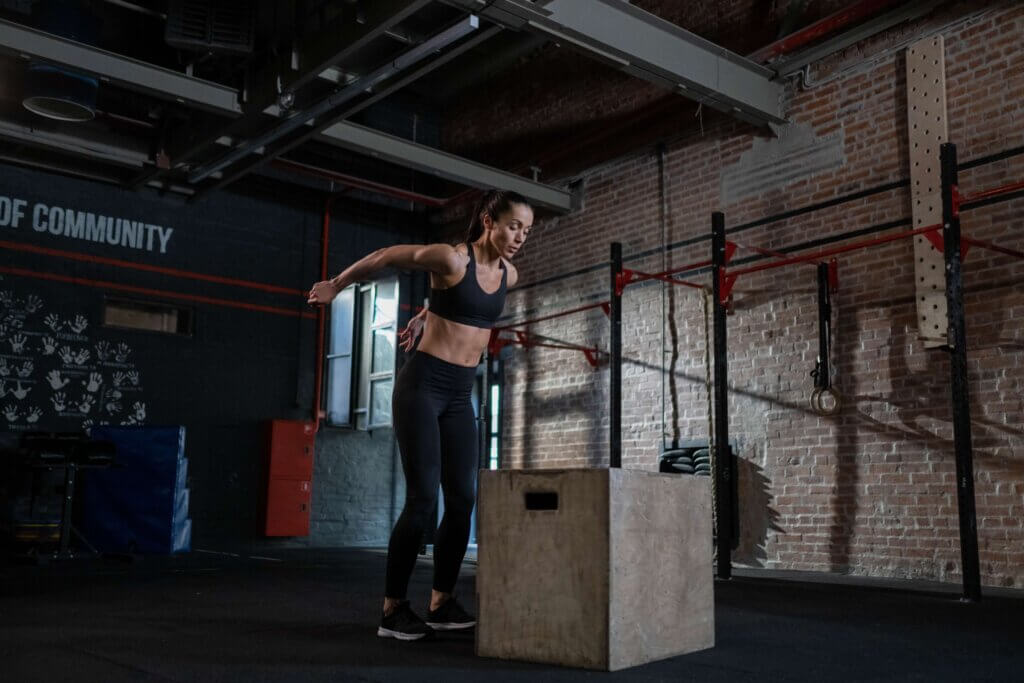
[711,212,732,579]
[815,263,832,391]
[610,242,622,468]
[940,142,981,602]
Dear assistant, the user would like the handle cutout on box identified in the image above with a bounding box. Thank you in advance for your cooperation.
[524,491,558,510]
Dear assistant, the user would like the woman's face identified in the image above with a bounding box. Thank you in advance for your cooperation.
[484,202,533,260]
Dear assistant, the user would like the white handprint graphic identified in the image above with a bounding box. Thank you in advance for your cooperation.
[0,291,12,308]
[95,341,112,361]
[44,313,62,331]
[3,404,20,422]
[5,315,23,330]
[41,336,57,356]
[58,346,75,364]
[82,372,103,392]
[46,370,69,390]
[104,400,122,414]
[132,401,146,422]
[81,418,94,430]
[0,358,9,377]
[69,315,88,334]
[78,395,95,414]
[126,370,140,386]
[9,333,26,353]
[15,361,32,378]
[25,407,42,424]
[74,348,91,365]
[114,343,131,363]
[51,392,67,412]
[10,381,29,400]
[112,371,126,387]
[24,295,43,313]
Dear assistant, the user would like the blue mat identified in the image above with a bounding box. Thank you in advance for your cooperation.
[80,426,191,554]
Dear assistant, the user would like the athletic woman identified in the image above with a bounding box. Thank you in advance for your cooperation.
[308,190,533,640]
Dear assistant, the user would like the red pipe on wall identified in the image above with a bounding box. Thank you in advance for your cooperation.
[0,265,315,319]
[312,194,340,430]
[0,239,304,296]
[747,0,904,63]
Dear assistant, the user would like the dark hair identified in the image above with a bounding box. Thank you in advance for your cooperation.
[464,190,532,243]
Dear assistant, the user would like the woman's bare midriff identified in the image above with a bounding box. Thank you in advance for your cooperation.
[416,312,492,367]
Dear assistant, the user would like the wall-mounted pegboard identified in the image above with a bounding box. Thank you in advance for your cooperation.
[906,35,949,348]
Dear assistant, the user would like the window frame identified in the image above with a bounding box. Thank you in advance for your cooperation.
[324,278,398,430]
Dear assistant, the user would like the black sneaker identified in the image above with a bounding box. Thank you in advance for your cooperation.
[377,601,432,641]
[425,596,476,631]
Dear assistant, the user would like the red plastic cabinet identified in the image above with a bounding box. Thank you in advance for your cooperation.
[264,420,315,536]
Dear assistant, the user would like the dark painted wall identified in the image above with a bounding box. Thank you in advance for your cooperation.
[0,162,425,548]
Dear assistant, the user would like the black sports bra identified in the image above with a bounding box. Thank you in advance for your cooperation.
[429,243,507,329]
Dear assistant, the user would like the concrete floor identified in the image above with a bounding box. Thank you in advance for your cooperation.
[2,547,1021,682]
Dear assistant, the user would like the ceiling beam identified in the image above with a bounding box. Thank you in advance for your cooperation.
[0,18,240,116]
[443,0,787,126]
[316,121,572,212]
[245,0,434,114]
[0,17,572,212]
[191,15,482,187]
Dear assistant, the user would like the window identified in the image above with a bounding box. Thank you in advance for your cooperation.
[103,297,193,335]
[325,279,398,429]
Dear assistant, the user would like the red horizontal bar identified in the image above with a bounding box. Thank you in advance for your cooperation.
[495,301,609,331]
[0,239,305,296]
[0,266,316,319]
[502,337,601,355]
[732,240,819,265]
[962,180,1024,205]
[626,257,712,286]
[725,224,940,280]
[625,270,705,290]
[962,237,1024,260]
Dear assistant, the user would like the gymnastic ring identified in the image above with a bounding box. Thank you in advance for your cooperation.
[811,386,842,416]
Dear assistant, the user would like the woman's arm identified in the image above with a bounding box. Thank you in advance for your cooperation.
[308,243,462,305]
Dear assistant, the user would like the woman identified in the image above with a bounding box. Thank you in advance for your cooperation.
[308,190,533,640]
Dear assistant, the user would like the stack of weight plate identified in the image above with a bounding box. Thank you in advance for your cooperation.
[658,449,695,475]
[691,449,712,477]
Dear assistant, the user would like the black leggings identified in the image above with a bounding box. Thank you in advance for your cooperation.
[385,351,478,599]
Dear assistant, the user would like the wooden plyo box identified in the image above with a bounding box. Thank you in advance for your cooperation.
[476,468,714,671]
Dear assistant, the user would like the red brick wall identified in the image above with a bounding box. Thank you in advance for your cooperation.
[459,2,1024,588]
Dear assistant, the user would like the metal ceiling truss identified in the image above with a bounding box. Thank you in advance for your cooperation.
[189,14,483,191]
[0,10,572,212]
[441,0,786,126]
[0,0,794,208]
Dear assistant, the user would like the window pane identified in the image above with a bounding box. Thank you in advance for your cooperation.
[374,280,397,326]
[329,286,355,356]
[325,359,352,425]
[370,379,393,426]
[371,328,395,373]
[490,385,500,430]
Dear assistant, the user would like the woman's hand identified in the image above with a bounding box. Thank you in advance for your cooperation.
[398,308,427,351]
[307,279,341,305]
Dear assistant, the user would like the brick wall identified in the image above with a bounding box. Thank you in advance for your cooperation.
[479,2,1024,587]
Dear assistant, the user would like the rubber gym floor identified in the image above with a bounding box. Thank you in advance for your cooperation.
[2,547,1021,682]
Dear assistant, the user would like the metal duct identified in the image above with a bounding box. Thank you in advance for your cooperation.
[22,0,100,122]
